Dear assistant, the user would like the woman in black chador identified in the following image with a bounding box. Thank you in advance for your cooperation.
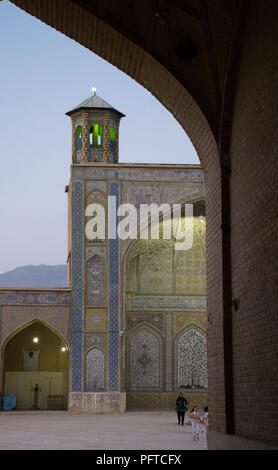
[175,393,187,426]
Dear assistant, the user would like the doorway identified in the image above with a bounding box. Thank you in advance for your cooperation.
[3,320,69,410]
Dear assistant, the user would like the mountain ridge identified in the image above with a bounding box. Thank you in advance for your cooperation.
[0,264,68,288]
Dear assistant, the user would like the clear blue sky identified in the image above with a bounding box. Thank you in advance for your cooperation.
[0,0,199,274]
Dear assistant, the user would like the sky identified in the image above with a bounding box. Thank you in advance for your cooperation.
[0,0,199,274]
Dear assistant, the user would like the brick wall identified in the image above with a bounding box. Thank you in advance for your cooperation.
[230,0,278,445]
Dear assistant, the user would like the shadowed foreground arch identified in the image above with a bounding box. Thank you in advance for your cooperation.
[8,0,225,434]
[8,0,278,449]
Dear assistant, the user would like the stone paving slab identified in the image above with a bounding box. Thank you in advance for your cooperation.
[0,411,207,450]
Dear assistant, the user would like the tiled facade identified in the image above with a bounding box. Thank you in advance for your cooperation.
[68,160,207,411]
[72,181,83,392]
[109,182,120,392]
[124,214,207,408]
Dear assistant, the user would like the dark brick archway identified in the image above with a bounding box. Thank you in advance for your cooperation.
[7,0,278,449]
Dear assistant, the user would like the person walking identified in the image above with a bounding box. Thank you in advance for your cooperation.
[189,405,201,440]
[175,393,187,426]
[202,406,208,434]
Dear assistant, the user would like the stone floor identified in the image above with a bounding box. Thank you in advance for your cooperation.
[0,411,207,450]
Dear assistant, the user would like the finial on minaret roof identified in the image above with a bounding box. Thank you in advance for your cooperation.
[66,91,125,118]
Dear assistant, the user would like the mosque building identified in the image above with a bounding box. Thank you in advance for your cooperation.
[0,91,207,412]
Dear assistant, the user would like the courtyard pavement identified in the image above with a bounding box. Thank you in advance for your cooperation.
[0,411,207,450]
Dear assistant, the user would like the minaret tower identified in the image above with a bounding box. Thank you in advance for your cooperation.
[67,90,126,413]
[66,88,125,164]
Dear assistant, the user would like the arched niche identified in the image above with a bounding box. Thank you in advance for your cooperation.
[86,255,107,306]
[127,323,163,391]
[2,319,69,410]
[86,190,106,244]
[85,346,106,392]
[175,325,207,390]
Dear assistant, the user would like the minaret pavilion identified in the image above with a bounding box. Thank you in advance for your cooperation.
[66,89,125,164]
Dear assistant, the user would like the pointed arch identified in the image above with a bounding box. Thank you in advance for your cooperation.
[75,125,82,151]
[86,255,107,305]
[86,189,106,208]
[109,125,116,155]
[1,318,69,353]
[122,196,206,261]
[85,346,106,392]
[127,319,163,338]
[123,198,206,298]
[175,324,207,390]
[89,123,103,148]
[86,190,106,244]
[2,319,69,410]
[127,322,163,391]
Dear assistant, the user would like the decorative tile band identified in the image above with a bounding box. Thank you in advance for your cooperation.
[126,295,206,312]
[0,291,71,306]
[109,182,120,390]
[72,181,83,391]
[165,313,173,391]
[72,167,204,182]
[126,295,206,311]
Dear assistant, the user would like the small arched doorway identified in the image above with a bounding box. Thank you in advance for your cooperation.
[2,320,69,410]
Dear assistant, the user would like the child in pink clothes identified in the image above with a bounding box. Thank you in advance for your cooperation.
[189,406,201,441]
[203,407,208,428]
[200,406,208,434]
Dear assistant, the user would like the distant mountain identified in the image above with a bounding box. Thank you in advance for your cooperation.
[0,265,68,288]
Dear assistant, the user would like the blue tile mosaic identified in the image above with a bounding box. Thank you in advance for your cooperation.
[72,181,83,391]
[109,181,119,390]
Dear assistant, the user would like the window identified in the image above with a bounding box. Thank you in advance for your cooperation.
[90,124,103,148]
[109,125,116,153]
[75,126,82,151]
